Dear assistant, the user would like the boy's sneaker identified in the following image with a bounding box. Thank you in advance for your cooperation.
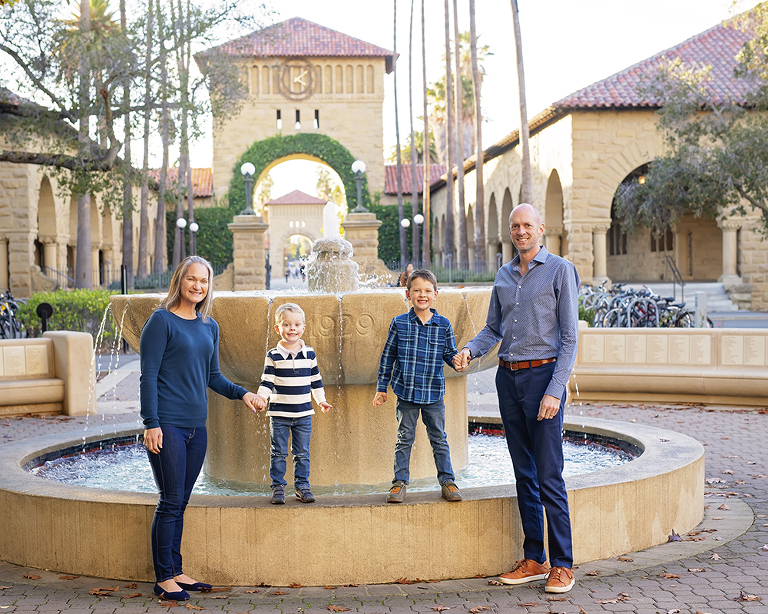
[498,559,550,585]
[441,481,462,502]
[295,488,315,503]
[387,481,406,503]
[271,486,285,505]
[544,567,574,593]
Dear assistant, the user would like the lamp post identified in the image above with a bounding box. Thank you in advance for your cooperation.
[176,217,187,262]
[240,162,256,215]
[189,222,199,256]
[413,214,424,267]
[351,159,368,213]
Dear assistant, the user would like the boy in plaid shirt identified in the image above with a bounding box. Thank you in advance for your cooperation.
[373,269,462,503]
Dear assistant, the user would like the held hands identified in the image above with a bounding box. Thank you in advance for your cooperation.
[249,393,267,413]
[452,348,472,372]
[372,391,387,408]
[537,394,561,421]
[144,427,163,455]
[319,401,333,414]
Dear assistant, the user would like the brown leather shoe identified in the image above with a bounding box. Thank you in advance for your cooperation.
[498,559,550,585]
[544,566,574,593]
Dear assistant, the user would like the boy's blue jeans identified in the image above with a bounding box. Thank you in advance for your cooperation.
[394,398,455,485]
[269,415,312,489]
[146,425,207,583]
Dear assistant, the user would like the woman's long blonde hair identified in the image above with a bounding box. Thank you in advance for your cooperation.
[159,256,215,322]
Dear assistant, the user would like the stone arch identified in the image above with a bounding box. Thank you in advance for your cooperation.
[544,170,565,256]
[500,188,513,234]
[36,176,58,272]
[487,193,501,267]
[229,134,367,212]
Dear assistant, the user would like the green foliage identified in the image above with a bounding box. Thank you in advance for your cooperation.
[579,304,595,326]
[367,191,424,265]
[165,209,234,267]
[228,133,370,212]
[17,289,118,345]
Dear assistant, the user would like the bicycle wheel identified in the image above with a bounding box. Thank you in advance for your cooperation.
[675,311,694,328]
[602,308,621,328]
[0,313,11,339]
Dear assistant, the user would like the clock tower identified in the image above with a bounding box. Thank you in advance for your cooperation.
[201,17,395,199]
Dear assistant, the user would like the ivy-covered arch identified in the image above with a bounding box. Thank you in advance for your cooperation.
[226,133,371,213]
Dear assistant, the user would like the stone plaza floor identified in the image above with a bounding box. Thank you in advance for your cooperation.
[0,356,766,613]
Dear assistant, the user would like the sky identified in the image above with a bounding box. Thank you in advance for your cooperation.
[210,0,762,199]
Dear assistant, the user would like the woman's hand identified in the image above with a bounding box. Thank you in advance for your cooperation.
[144,427,163,454]
[243,391,263,412]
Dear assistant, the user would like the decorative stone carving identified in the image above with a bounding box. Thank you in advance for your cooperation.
[30,265,57,292]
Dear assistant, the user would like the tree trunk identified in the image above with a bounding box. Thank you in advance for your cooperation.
[172,0,191,268]
[120,0,134,289]
[452,0,468,269]
[421,0,431,267]
[470,0,485,272]
[137,0,153,281]
[393,0,407,267]
[511,0,532,204]
[408,0,420,265]
[443,0,455,264]
[153,4,169,277]
[74,0,92,289]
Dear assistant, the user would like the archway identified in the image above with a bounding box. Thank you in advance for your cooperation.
[544,170,566,257]
[487,193,501,268]
[228,133,369,214]
[282,234,314,282]
[500,188,514,263]
[36,176,57,274]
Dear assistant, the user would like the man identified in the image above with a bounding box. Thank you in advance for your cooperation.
[453,203,580,594]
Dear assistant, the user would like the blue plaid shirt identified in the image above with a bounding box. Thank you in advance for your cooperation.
[377,307,458,404]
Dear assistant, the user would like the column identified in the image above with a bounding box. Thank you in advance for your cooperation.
[501,241,513,264]
[545,225,562,256]
[592,223,611,285]
[102,248,114,288]
[341,212,388,279]
[42,240,58,274]
[91,245,100,288]
[486,244,498,271]
[228,214,269,291]
[717,219,742,286]
[0,236,8,291]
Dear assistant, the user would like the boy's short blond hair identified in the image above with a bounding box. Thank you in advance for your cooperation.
[406,269,438,291]
[275,302,306,324]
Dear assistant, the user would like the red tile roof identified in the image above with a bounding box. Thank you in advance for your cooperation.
[148,168,213,198]
[204,17,396,73]
[266,190,328,205]
[555,17,754,109]
[384,164,447,195]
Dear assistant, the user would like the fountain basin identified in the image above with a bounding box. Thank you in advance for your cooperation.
[0,417,703,586]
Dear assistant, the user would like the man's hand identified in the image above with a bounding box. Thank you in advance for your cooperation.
[251,393,268,412]
[144,427,163,454]
[319,401,333,414]
[372,392,387,407]
[537,394,561,421]
[453,348,471,372]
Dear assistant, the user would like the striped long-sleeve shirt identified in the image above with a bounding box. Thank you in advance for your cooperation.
[256,340,327,418]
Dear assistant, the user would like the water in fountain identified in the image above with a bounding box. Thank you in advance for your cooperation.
[306,202,359,293]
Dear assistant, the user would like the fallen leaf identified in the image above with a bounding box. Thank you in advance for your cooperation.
[761,545,768,551]
[244,589,260,594]
[432,607,451,612]
[735,590,761,602]
[257,582,272,587]
[659,573,680,579]
[396,577,415,584]
[517,604,540,608]
[758,514,767,518]
[96,587,119,592]
[123,593,142,599]
[712,517,723,520]
[209,596,228,600]
[688,531,701,536]
[125,583,138,589]
[668,530,682,542]
[595,599,619,604]
[585,570,600,576]
[685,537,705,542]
[688,568,705,572]
[470,607,491,613]
[736,479,746,484]
[717,503,730,510]
[667,610,680,614]
[487,580,503,586]
[579,607,588,614]
[323,586,337,590]
[710,553,722,560]
[158,600,180,607]
[89,589,113,596]
[59,575,79,580]
[342,583,358,587]
[23,574,40,580]
[0,586,11,590]
[706,478,725,484]
[618,556,633,562]
[694,611,712,614]
[618,593,630,599]
[209,586,231,593]
[722,470,734,474]
[327,607,350,613]
[289,582,302,588]
[269,591,287,596]
[546,596,567,601]
[185,605,203,611]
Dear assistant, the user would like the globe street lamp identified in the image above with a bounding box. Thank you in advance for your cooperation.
[240,162,256,215]
[413,214,424,266]
[175,217,187,263]
[351,159,368,213]
[189,222,199,256]
[400,218,411,228]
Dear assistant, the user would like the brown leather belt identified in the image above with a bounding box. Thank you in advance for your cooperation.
[499,357,556,371]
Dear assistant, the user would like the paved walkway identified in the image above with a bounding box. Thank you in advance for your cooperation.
[0,356,766,613]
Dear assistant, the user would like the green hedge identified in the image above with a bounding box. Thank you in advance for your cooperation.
[17,289,118,345]
[166,209,234,268]
[368,199,424,265]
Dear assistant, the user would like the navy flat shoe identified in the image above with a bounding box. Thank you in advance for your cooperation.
[175,581,212,591]
[153,583,190,601]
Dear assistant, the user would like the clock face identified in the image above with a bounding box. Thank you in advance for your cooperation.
[279,59,315,100]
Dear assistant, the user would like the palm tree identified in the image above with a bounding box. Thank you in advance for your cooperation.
[452,0,468,269]
[443,0,454,264]
[511,0,532,204]
[137,0,154,281]
[408,0,420,265]
[469,0,485,272]
[393,0,407,267]
[74,0,92,288]
[153,2,170,277]
[421,0,431,267]
[120,0,134,289]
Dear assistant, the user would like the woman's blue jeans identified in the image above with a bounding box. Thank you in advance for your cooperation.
[394,398,455,485]
[146,425,207,582]
[269,415,312,489]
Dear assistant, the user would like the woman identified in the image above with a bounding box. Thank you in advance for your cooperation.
[398,262,414,288]
[140,256,259,601]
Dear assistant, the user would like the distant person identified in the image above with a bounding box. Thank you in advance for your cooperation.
[454,204,580,594]
[140,256,260,601]
[398,262,414,287]
[373,269,462,504]
[253,303,332,504]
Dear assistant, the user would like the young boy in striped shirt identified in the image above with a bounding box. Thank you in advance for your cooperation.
[253,303,332,504]
[373,269,462,504]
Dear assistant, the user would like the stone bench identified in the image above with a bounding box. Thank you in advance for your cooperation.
[0,332,95,416]
[570,324,768,406]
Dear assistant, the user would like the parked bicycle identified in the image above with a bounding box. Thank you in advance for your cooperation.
[0,290,25,339]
